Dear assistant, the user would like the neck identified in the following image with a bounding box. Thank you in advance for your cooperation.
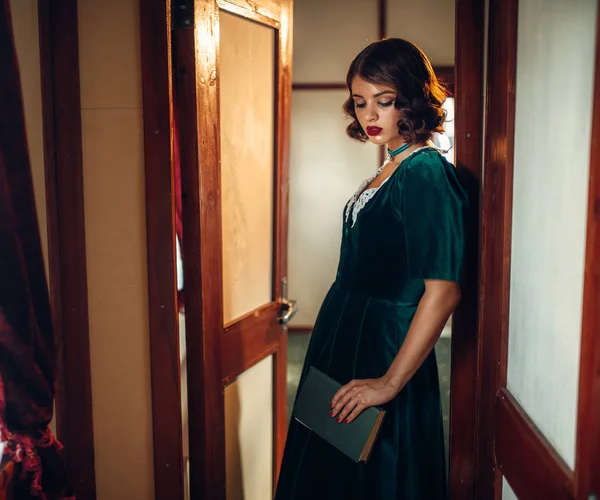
[387,141,411,161]
[386,139,435,163]
[386,138,407,152]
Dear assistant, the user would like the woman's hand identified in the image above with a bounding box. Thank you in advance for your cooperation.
[330,376,399,424]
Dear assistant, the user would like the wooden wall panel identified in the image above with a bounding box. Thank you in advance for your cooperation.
[39,1,97,498]
[474,0,519,497]
[173,1,226,497]
[140,1,185,499]
[449,0,485,498]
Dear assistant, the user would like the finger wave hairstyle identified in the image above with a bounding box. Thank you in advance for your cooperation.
[343,38,448,144]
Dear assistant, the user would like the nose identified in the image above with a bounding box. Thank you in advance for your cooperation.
[363,103,378,122]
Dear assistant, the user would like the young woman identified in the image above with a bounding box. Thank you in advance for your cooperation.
[274,38,468,499]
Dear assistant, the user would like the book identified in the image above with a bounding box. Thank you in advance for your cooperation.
[292,366,386,463]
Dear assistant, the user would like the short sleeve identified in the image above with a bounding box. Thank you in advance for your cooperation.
[402,154,467,282]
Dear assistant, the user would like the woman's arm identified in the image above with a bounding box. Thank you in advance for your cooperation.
[330,279,461,424]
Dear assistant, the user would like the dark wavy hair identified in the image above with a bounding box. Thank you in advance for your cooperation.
[343,38,448,144]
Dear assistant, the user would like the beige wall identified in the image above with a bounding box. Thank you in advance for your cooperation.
[289,0,455,326]
[387,0,455,66]
[78,1,154,499]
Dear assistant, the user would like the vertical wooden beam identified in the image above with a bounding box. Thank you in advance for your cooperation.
[273,0,293,485]
[38,0,61,355]
[377,0,386,40]
[174,1,226,498]
[449,0,485,498]
[574,6,600,499]
[474,0,519,498]
[377,0,387,166]
[38,0,96,498]
[140,1,185,500]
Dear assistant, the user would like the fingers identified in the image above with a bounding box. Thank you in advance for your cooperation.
[331,379,358,408]
[344,404,366,424]
[336,399,360,424]
[331,386,358,418]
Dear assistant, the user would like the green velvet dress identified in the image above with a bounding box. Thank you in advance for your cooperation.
[274,147,467,500]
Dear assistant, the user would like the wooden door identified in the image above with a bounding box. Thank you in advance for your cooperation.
[173,1,294,499]
[476,1,600,499]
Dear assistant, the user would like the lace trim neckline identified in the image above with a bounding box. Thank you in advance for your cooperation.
[344,146,437,227]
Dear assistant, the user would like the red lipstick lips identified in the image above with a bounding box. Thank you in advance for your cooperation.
[366,126,383,136]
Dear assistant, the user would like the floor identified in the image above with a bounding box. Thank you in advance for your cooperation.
[286,333,452,462]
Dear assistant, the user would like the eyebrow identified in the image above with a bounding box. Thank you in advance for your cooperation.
[351,91,396,98]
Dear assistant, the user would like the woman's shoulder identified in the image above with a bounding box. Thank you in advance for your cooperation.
[404,147,450,172]
[402,147,468,202]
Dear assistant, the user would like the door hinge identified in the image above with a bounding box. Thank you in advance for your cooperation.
[172,0,194,29]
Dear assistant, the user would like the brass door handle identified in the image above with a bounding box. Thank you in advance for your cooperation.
[278,298,298,325]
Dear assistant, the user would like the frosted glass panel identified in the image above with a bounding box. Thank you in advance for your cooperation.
[506,0,597,469]
[502,478,519,500]
[288,90,378,325]
[225,356,273,500]
[220,13,275,324]
[293,0,378,83]
[387,0,455,66]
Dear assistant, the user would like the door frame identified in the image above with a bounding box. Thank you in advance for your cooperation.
[172,1,293,498]
[139,1,185,500]
[36,1,97,498]
[449,0,486,498]
[474,1,600,498]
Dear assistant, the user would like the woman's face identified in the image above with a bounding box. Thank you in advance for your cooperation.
[350,76,403,149]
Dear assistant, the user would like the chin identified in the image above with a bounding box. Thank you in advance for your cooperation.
[368,136,387,146]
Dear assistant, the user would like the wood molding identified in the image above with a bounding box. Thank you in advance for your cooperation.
[474,0,519,498]
[218,0,281,23]
[288,325,313,334]
[448,0,485,498]
[174,1,226,497]
[139,2,185,500]
[273,0,293,485]
[435,65,455,95]
[291,67,453,94]
[574,5,600,498]
[378,0,386,40]
[38,1,97,498]
[495,389,574,499]
[221,303,280,385]
[38,0,62,357]
[217,0,280,28]
[475,0,520,491]
[292,82,347,91]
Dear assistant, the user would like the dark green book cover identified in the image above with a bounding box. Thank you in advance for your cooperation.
[292,366,386,463]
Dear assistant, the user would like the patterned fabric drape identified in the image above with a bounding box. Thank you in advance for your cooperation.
[0,1,73,498]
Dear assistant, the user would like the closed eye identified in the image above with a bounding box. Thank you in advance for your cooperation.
[379,101,394,107]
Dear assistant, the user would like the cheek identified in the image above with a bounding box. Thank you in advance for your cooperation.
[384,108,401,127]
[354,108,368,127]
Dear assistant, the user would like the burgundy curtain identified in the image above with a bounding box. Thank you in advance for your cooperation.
[0,1,73,498]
